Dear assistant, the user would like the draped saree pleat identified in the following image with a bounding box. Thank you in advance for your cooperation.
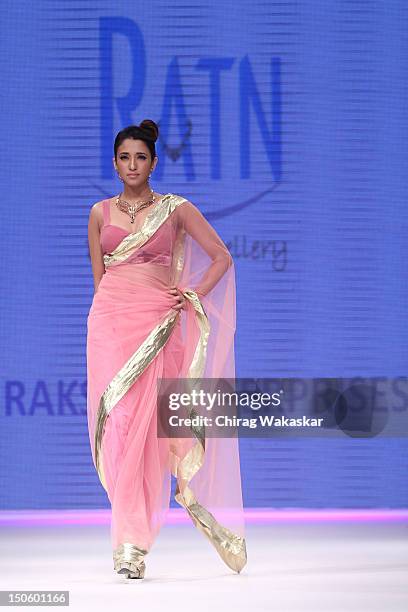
[86,194,247,574]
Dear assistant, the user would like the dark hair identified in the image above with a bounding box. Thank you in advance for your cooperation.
[114,119,159,162]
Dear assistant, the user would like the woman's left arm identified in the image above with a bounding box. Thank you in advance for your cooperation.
[178,200,233,297]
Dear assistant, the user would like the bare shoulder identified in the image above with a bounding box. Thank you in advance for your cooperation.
[89,199,106,230]
[90,200,102,212]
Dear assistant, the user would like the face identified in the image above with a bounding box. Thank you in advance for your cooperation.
[113,138,157,186]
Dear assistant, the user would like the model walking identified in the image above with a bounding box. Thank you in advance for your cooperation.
[86,120,247,579]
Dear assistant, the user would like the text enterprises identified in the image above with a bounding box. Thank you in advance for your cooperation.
[168,415,324,429]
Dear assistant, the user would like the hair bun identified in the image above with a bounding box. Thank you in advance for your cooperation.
[139,119,159,142]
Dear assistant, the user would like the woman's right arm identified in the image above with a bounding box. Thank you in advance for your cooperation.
[88,203,105,294]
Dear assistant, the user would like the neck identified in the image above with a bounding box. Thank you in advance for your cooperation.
[121,184,153,201]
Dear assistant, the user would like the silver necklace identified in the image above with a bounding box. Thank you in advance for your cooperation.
[115,187,156,224]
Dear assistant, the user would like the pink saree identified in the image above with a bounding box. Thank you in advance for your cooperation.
[86,193,247,575]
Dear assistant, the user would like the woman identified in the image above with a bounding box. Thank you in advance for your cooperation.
[86,120,247,579]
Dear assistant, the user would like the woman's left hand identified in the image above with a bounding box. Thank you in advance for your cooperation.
[169,286,187,310]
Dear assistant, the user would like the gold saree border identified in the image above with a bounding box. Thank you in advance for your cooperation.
[174,489,247,574]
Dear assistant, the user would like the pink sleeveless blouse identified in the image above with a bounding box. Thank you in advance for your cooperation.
[99,199,173,266]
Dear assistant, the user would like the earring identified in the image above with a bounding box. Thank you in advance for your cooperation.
[116,170,124,182]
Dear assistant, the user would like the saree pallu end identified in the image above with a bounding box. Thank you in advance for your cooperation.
[175,487,247,574]
[171,290,248,574]
[172,444,248,573]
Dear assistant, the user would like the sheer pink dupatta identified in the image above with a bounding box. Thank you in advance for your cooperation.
[168,200,247,572]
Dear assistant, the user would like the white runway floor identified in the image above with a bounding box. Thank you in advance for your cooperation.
[1,522,407,611]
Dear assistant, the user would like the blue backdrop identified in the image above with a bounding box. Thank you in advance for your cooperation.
[0,0,407,510]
